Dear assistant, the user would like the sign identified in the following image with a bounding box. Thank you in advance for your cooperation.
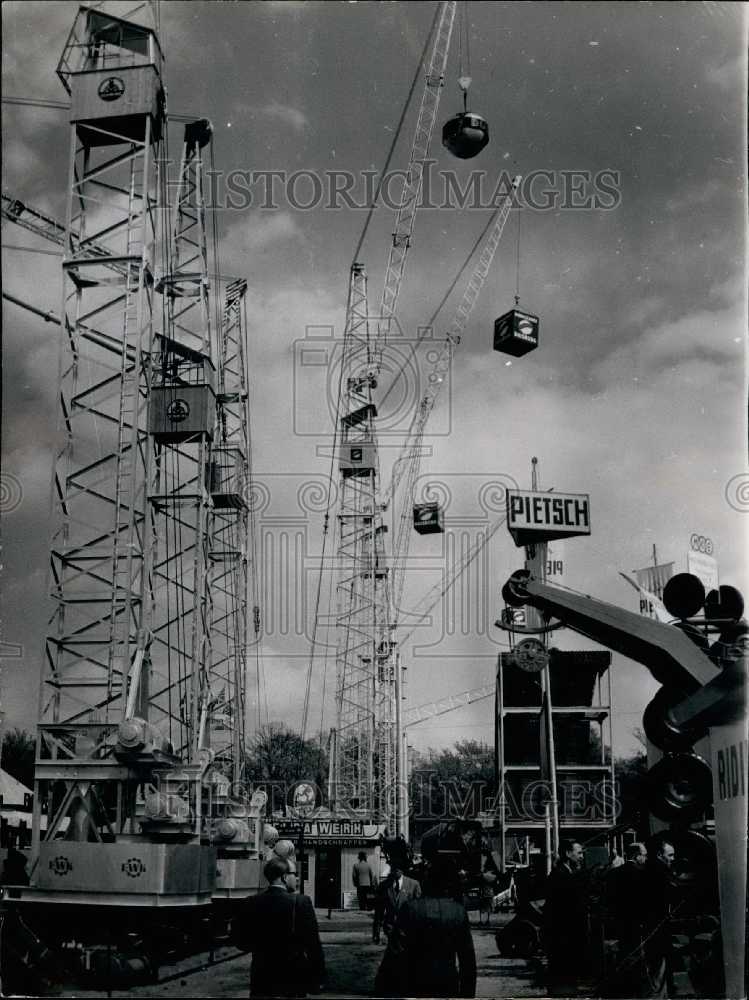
[690,533,714,556]
[506,490,591,546]
[687,550,719,593]
[710,718,748,1000]
[546,540,565,581]
[275,817,384,843]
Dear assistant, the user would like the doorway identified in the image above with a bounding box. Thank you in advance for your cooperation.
[314,847,341,909]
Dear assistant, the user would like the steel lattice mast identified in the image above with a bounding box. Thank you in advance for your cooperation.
[333,263,397,824]
[148,118,216,763]
[207,278,252,784]
[31,4,178,865]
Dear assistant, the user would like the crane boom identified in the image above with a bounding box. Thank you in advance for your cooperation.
[1,192,130,276]
[384,175,520,509]
[388,178,520,623]
[371,1,457,371]
[404,683,493,726]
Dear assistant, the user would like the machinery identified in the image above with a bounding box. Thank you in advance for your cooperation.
[0,4,265,986]
[501,568,747,998]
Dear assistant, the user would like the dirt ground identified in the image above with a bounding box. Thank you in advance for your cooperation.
[60,909,548,999]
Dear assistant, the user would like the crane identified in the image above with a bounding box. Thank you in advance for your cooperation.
[331,2,458,835]
[388,177,521,625]
[501,567,746,999]
[404,683,494,727]
[371,0,457,373]
[2,4,264,976]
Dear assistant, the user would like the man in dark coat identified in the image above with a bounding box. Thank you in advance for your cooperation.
[242,856,325,998]
[381,857,477,998]
[372,859,421,943]
[641,839,678,998]
[543,839,589,996]
[605,841,650,996]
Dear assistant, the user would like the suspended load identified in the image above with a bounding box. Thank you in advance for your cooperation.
[413,501,444,535]
[441,14,488,160]
[493,308,539,358]
[442,111,489,159]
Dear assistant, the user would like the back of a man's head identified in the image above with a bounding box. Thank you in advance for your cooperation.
[264,855,290,884]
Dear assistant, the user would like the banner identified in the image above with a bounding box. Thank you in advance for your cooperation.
[687,550,719,593]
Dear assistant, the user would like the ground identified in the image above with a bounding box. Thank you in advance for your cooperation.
[57,909,547,999]
[56,908,698,998]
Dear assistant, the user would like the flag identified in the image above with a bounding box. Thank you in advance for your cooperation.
[619,571,672,624]
[633,561,674,600]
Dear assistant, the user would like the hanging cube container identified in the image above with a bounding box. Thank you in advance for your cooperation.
[493,308,539,358]
[413,502,444,535]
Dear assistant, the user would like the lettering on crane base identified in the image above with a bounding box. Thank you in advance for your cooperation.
[716,739,747,801]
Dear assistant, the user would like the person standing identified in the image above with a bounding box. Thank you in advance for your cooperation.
[380,856,477,998]
[605,841,650,996]
[642,840,678,998]
[543,839,589,996]
[352,851,376,911]
[241,856,325,999]
[372,858,421,944]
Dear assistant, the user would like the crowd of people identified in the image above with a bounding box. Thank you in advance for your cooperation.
[543,837,682,998]
[238,835,689,999]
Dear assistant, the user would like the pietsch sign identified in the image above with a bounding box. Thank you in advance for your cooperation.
[506,490,591,546]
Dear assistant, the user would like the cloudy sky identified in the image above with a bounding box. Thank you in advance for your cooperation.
[2,1,747,762]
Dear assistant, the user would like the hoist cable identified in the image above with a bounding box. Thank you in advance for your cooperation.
[378,205,498,418]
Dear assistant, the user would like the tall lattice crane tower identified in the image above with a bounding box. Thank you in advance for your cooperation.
[22,5,257,922]
[332,263,398,825]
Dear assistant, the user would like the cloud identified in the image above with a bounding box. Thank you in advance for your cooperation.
[221,210,303,257]
[257,102,309,131]
[704,54,746,91]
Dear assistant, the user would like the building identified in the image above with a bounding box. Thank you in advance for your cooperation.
[271,809,386,908]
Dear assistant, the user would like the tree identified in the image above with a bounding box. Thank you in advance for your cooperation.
[244,724,328,813]
[1,728,36,789]
[410,739,495,829]
[613,748,649,836]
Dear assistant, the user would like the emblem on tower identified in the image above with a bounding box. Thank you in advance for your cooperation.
[98,77,125,102]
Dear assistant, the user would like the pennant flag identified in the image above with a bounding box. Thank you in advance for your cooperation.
[619,571,672,624]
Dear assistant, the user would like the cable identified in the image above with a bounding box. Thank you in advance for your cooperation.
[378,204,499,416]
[350,2,440,266]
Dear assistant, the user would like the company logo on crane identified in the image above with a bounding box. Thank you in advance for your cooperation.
[98,77,125,102]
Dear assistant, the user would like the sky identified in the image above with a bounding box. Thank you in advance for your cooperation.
[1,1,747,763]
